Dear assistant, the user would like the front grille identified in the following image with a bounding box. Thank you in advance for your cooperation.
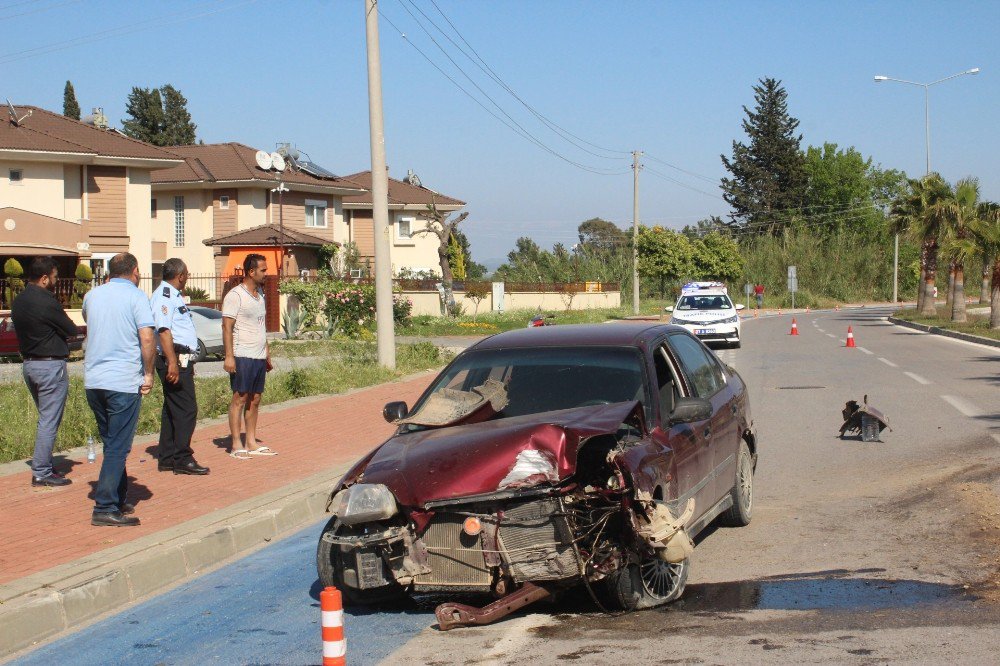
[498,498,579,582]
[414,514,491,589]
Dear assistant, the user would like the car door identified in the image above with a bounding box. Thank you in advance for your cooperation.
[648,339,716,519]
[666,332,732,510]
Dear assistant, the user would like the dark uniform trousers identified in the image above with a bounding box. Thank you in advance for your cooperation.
[155,356,198,465]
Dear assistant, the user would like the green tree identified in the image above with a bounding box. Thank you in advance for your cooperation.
[721,78,807,235]
[450,229,486,279]
[411,202,469,316]
[681,215,727,239]
[121,85,197,146]
[692,232,743,282]
[907,173,955,316]
[448,233,467,280]
[63,81,80,120]
[636,226,695,295]
[577,217,627,252]
[3,258,24,306]
[70,262,93,308]
[160,84,197,146]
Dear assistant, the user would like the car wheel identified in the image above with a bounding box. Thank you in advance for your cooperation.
[194,339,207,363]
[719,441,753,527]
[316,517,408,606]
[593,556,689,611]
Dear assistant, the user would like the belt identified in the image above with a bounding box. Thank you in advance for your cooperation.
[24,355,67,361]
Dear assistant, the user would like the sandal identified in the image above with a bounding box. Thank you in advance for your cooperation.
[230,449,253,460]
[248,446,277,456]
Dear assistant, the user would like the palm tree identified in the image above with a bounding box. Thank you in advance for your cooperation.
[908,174,953,316]
[935,177,981,323]
[950,201,1000,328]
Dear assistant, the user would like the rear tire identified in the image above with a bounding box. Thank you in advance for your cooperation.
[719,441,753,527]
[316,517,408,606]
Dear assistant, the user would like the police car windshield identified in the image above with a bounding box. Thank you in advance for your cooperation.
[676,294,733,310]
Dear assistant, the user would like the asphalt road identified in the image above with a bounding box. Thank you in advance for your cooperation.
[10,309,1000,664]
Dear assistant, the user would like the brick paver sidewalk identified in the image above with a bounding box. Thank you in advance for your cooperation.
[0,373,433,585]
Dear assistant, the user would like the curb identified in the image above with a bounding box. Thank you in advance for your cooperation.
[887,316,1000,349]
[0,463,349,659]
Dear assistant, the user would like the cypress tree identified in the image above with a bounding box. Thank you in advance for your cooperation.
[720,78,807,234]
[160,84,197,146]
[63,81,81,120]
[121,87,165,144]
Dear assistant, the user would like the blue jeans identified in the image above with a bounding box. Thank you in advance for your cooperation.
[86,389,142,514]
[23,359,69,479]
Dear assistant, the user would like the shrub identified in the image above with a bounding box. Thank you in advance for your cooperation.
[3,258,24,305]
[182,285,210,301]
[69,262,93,308]
[393,293,413,327]
[323,282,376,337]
[464,282,490,320]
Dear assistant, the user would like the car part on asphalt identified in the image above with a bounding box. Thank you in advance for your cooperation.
[435,582,552,630]
[839,395,891,442]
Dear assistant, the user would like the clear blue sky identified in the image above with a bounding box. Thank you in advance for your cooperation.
[3,0,997,265]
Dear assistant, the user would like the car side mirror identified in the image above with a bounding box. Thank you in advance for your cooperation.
[668,397,712,425]
[735,303,745,311]
[383,401,408,423]
[665,306,674,313]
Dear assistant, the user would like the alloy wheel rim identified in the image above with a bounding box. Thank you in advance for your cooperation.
[639,559,685,599]
[739,454,753,514]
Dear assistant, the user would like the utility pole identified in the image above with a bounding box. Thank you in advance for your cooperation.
[632,150,641,315]
[364,0,395,369]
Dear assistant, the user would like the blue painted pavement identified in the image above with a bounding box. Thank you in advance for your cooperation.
[12,520,433,666]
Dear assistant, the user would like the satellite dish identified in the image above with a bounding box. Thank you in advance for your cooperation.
[270,152,286,172]
[255,150,273,170]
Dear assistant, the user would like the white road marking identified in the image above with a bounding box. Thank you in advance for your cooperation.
[825,333,835,338]
[941,394,984,418]
[904,371,932,385]
[856,346,874,355]
[877,357,898,367]
[817,328,825,333]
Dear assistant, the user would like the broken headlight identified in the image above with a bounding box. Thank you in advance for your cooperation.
[330,483,398,524]
[670,317,696,326]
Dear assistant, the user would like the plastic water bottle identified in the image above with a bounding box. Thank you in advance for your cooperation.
[86,435,96,464]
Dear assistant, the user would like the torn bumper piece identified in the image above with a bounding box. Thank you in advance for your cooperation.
[839,396,891,442]
[435,582,552,631]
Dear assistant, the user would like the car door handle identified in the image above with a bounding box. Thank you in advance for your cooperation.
[730,404,738,415]
[703,426,712,439]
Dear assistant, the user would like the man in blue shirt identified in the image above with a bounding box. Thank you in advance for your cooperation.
[82,253,156,527]
[150,258,208,475]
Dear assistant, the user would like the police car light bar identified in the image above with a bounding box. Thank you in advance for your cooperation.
[681,281,727,294]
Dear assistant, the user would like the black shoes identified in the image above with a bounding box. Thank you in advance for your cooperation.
[157,460,173,472]
[120,503,136,515]
[174,460,210,475]
[92,511,140,527]
[32,472,72,487]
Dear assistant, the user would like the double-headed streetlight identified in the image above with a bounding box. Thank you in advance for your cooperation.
[874,67,980,303]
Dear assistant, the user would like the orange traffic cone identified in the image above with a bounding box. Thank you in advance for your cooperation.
[845,326,856,348]
[790,318,799,335]
[321,586,346,666]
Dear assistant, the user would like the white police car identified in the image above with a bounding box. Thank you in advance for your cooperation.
[666,282,744,348]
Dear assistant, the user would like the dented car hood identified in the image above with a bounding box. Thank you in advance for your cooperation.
[355,401,643,507]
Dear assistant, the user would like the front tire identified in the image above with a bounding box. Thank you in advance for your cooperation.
[593,557,689,610]
[316,517,408,606]
[718,441,753,527]
[194,339,207,363]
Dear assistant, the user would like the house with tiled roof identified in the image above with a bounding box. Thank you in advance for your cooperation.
[150,143,365,279]
[0,104,181,286]
[340,170,465,276]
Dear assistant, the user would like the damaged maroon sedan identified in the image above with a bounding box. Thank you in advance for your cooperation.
[316,323,756,628]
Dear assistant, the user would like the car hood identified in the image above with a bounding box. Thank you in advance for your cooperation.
[672,310,736,322]
[354,401,643,507]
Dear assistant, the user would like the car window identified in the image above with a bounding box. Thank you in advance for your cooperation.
[667,333,724,397]
[190,307,223,320]
[653,345,683,422]
[411,346,649,423]
[675,294,734,311]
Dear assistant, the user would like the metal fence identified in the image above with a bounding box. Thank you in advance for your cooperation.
[0,274,232,310]
[287,275,620,293]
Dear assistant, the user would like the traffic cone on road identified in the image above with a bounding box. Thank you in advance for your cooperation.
[845,326,856,348]
[790,318,799,335]
[321,586,346,666]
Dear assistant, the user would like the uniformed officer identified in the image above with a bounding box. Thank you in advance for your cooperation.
[151,258,209,475]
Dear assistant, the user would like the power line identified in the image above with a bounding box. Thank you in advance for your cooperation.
[643,166,726,200]
[379,8,630,176]
[643,153,719,184]
[417,0,631,160]
[0,0,77,21]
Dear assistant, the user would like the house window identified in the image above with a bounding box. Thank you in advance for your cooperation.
[305,199,327,228]
[219,195,230,210]
[397,217,414,239]
[151,198,157,218]
[9,169,23,184]
[174,195,185,247]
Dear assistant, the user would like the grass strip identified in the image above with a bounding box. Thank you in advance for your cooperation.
[893,306,1000,341]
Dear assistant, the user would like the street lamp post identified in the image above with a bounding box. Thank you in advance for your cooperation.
[874,67,980,304]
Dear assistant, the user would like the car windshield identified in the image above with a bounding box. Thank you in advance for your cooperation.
[407,346,648,427]
[190,307,223,320]
[676,294,733,310]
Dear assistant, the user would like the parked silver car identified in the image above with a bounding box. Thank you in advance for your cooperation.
[188,306,224,362]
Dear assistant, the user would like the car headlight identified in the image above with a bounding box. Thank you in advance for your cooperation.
[717,315,739,324]
[671,317,695,326]
[330,483,398,525]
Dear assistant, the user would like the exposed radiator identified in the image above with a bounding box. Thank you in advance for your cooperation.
[414,514,491,588]
[498,498,579,582]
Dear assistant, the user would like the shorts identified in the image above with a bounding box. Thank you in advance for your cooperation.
[231,357,267,395]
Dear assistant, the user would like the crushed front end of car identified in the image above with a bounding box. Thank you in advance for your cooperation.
[317,386,695,629]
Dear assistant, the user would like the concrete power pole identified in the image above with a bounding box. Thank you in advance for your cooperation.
[632,150,641,315]
[364,0,395,369]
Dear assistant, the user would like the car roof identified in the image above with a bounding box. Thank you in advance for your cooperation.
[471,322,684,351]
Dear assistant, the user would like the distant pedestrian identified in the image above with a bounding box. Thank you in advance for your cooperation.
[11,256,79,487]
[223,254,276,459]
[151,258,209,476]
[83,253,156,527]
[753,283,765,310]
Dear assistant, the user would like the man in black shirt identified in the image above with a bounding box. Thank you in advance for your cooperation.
[11,256,79,487]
